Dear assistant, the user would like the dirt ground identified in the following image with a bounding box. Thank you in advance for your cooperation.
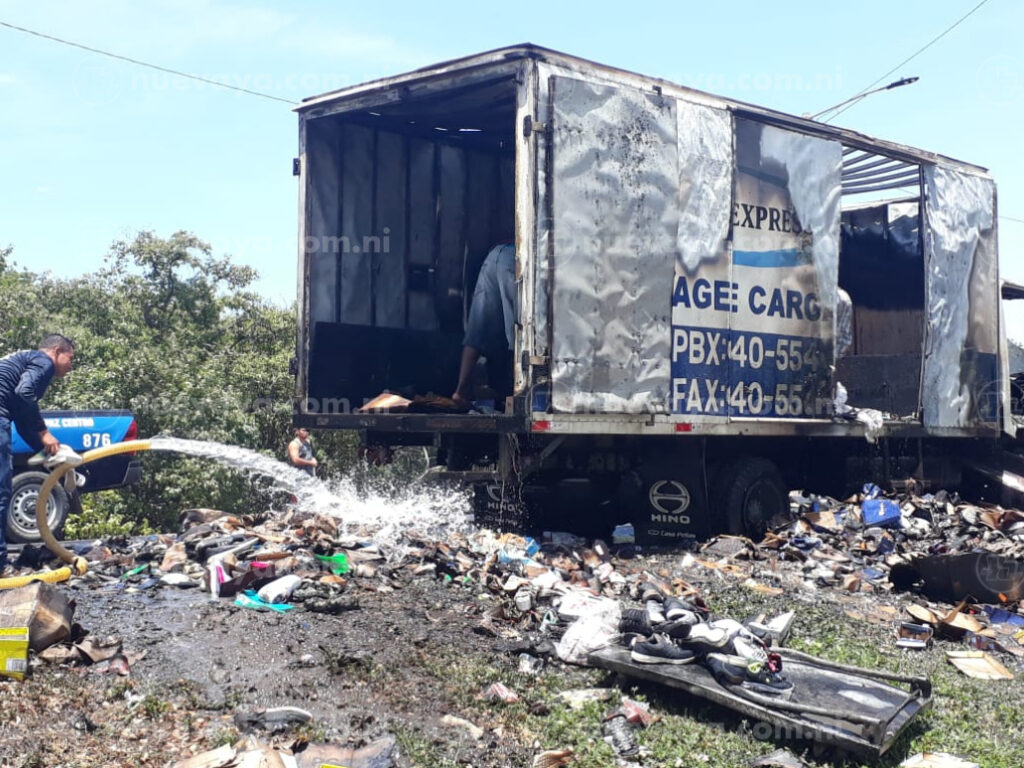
[1,536,1020,768]
[1,566,545,767]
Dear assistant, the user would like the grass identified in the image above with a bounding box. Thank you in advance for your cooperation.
[140,691,171,719]
[393,724,460,768]
[694,580,1023,768]
[393,578,1022,768]
[208,726,239,748]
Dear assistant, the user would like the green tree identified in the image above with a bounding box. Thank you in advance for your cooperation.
[0,232,355,536]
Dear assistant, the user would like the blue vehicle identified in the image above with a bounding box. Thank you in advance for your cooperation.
[8,410,141,542]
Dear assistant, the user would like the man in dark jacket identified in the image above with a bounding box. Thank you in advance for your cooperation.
[0,334,75,572]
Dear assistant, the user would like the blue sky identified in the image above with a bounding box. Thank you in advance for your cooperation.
[2,0,1023,335]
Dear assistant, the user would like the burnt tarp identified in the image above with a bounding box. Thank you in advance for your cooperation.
[675,100,732,276]
[736,122,841,418]
[922,166,999,428]
[673,118,841,420]
[668,101,735,420]
[549,77,678,413]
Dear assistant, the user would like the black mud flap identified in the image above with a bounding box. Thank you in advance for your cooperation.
[618,451,712,546]
[471,480,532,533]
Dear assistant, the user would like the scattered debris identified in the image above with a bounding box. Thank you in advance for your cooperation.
[294,736,397,768]
[901,753,980,768]
[602,712,640,759]
[532,748,574,768]
[896,622,934,650]
[478,681,520,703]
[440,714,485,740]
[750,748,810,768]
[169,744,238,768]
[0,582,73,651]
[558,688,616,709]
[945,651,1015,680]
[234,705,314,733]
[0,626,29,680]
[3,478,1023,764]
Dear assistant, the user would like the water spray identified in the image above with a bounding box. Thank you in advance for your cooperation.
[0,435,470,589]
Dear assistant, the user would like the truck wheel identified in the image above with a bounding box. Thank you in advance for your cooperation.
[715,458,788,540]
[6,471,69,543]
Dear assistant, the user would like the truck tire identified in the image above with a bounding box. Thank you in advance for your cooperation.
[715,457,788,540]
[5,471,69,543]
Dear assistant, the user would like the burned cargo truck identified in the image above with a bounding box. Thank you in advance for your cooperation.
[293,45,1010,543]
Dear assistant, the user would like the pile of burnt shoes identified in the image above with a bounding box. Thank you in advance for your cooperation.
[618,581,793,699]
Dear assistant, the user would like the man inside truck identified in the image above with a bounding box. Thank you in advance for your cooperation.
[452,242,517,410]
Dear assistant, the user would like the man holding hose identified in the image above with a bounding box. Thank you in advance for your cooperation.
[0,334,75,574]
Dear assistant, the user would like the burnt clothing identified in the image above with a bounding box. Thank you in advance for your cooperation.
[0,350,55,453]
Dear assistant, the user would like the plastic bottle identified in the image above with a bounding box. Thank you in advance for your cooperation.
[208,560,226,599]
[257,574,302,604]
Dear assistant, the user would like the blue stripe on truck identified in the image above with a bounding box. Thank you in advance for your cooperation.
[733,249,808,268]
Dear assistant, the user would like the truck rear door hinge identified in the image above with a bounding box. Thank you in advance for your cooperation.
[523,115,549,138]
[292,157,301,176]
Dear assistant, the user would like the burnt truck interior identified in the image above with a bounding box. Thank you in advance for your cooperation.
[303,75,518,415]
[303,70,990,431]
[837,149,926,418]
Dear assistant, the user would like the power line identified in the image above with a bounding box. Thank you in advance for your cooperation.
[0,19,297,105]
[822,0,991,122]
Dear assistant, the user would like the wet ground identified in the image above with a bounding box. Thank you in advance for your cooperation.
[3,535,1023,768]
[1,568,552,767]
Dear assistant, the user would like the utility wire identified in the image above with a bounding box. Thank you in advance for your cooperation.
[822,0,991,122]
[0,19,297,105]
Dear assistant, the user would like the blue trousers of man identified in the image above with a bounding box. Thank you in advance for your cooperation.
[0,420,11,570]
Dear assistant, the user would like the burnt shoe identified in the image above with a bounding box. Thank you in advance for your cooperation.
[730,635,770,666]
[663,597,701,624]
[674,622,731,651]
[619,608,653,637]
[705,653,794,699]
[655,617,702,639]
[630,634,697,665]
[645,599,667,625]
[639,580,666,603]
[709,618,763,646]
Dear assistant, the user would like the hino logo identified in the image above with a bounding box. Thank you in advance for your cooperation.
[649,480,691,517]
[651,513,691,524]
